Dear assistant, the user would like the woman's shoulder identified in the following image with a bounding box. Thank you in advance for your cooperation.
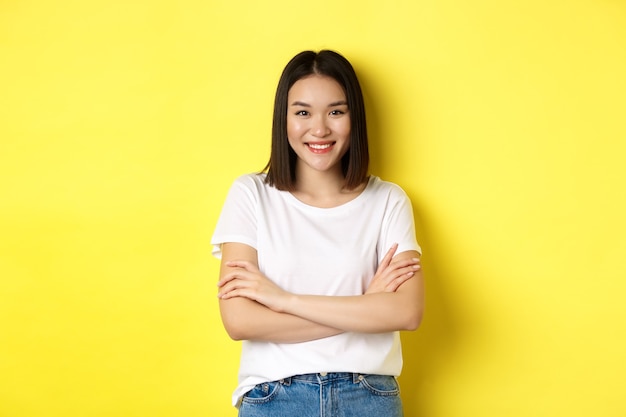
[220,173,272,208]
[230,172,269,190]
[231,172,290,200]
[367,176,410,199]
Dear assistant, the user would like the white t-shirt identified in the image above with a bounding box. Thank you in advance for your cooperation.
[211,173,421,406]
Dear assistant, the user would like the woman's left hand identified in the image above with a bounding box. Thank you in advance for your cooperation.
[365,244,420,295]
[217,260,291,312]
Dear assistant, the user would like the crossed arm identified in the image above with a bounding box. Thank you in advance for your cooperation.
[217,242,424,343]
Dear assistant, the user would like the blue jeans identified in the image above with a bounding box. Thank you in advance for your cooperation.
[238,372,403,417]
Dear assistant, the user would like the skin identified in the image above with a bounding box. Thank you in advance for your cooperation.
[217,74,424,343]
[286,75,370,206]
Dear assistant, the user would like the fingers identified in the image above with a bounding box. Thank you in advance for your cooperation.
[379,259,420,292]
[389,257,420,271]
[381,243,398,267]
[217,262,265,300]
[217,268,252,287]
[217,278,236,298]
[384,271,414,292]
[374,243,399,276]
[380,245,420,272]
[217,276,253,299]
[383,262,420,291]
[218,286,246,300]
[225,260,255,270]
[218,260,258,287]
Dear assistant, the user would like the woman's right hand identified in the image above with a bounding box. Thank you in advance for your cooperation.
[365,243,421,294]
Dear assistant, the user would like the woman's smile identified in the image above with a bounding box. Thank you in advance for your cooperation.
[306,141,336,153]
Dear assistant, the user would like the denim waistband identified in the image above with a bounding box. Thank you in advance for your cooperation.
[281,372,364,385]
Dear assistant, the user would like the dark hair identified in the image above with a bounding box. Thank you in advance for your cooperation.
[263,50,369,191]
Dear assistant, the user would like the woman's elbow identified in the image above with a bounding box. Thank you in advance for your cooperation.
[219,298,260,341]
[402,307,424,331]
[223,324,245,341]
[220,309,251,341]
[228,332,247,342]
[221,315,255,341]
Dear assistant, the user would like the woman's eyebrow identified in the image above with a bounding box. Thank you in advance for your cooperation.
[290,101,311,107]
[289,100,348,107]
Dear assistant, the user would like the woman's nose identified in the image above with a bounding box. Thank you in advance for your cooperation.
[311,116,330,137]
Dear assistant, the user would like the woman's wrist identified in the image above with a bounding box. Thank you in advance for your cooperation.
[280,292,300,315]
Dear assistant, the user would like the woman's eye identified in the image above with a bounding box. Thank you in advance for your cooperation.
[330,109,345,116]
[295,110,309,116]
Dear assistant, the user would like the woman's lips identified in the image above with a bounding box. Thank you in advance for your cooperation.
[306,142,335,153]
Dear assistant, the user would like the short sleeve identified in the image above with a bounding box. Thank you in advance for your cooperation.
[211,175,259,259]
[378,184,421,261]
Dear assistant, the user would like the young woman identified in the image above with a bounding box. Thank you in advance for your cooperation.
[212,50,424,416]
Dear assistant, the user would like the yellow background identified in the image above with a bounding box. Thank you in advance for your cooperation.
[1,1,625,416]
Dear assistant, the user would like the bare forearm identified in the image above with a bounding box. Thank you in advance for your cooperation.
[219,298,343,343]
[217,243,423,341]
[282,277,424,333]
[218,243,342,343]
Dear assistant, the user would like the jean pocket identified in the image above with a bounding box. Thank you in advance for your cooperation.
[357,374,400,396]
[241,381,282,404]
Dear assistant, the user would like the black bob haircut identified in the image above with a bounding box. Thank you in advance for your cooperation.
[263,50,369,191]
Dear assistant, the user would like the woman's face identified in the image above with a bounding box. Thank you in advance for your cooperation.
[286,75,351,177]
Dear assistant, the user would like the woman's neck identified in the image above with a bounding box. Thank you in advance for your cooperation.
[291,165,366,208]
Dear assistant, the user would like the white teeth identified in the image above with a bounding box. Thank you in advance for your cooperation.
[308,143,332,149]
